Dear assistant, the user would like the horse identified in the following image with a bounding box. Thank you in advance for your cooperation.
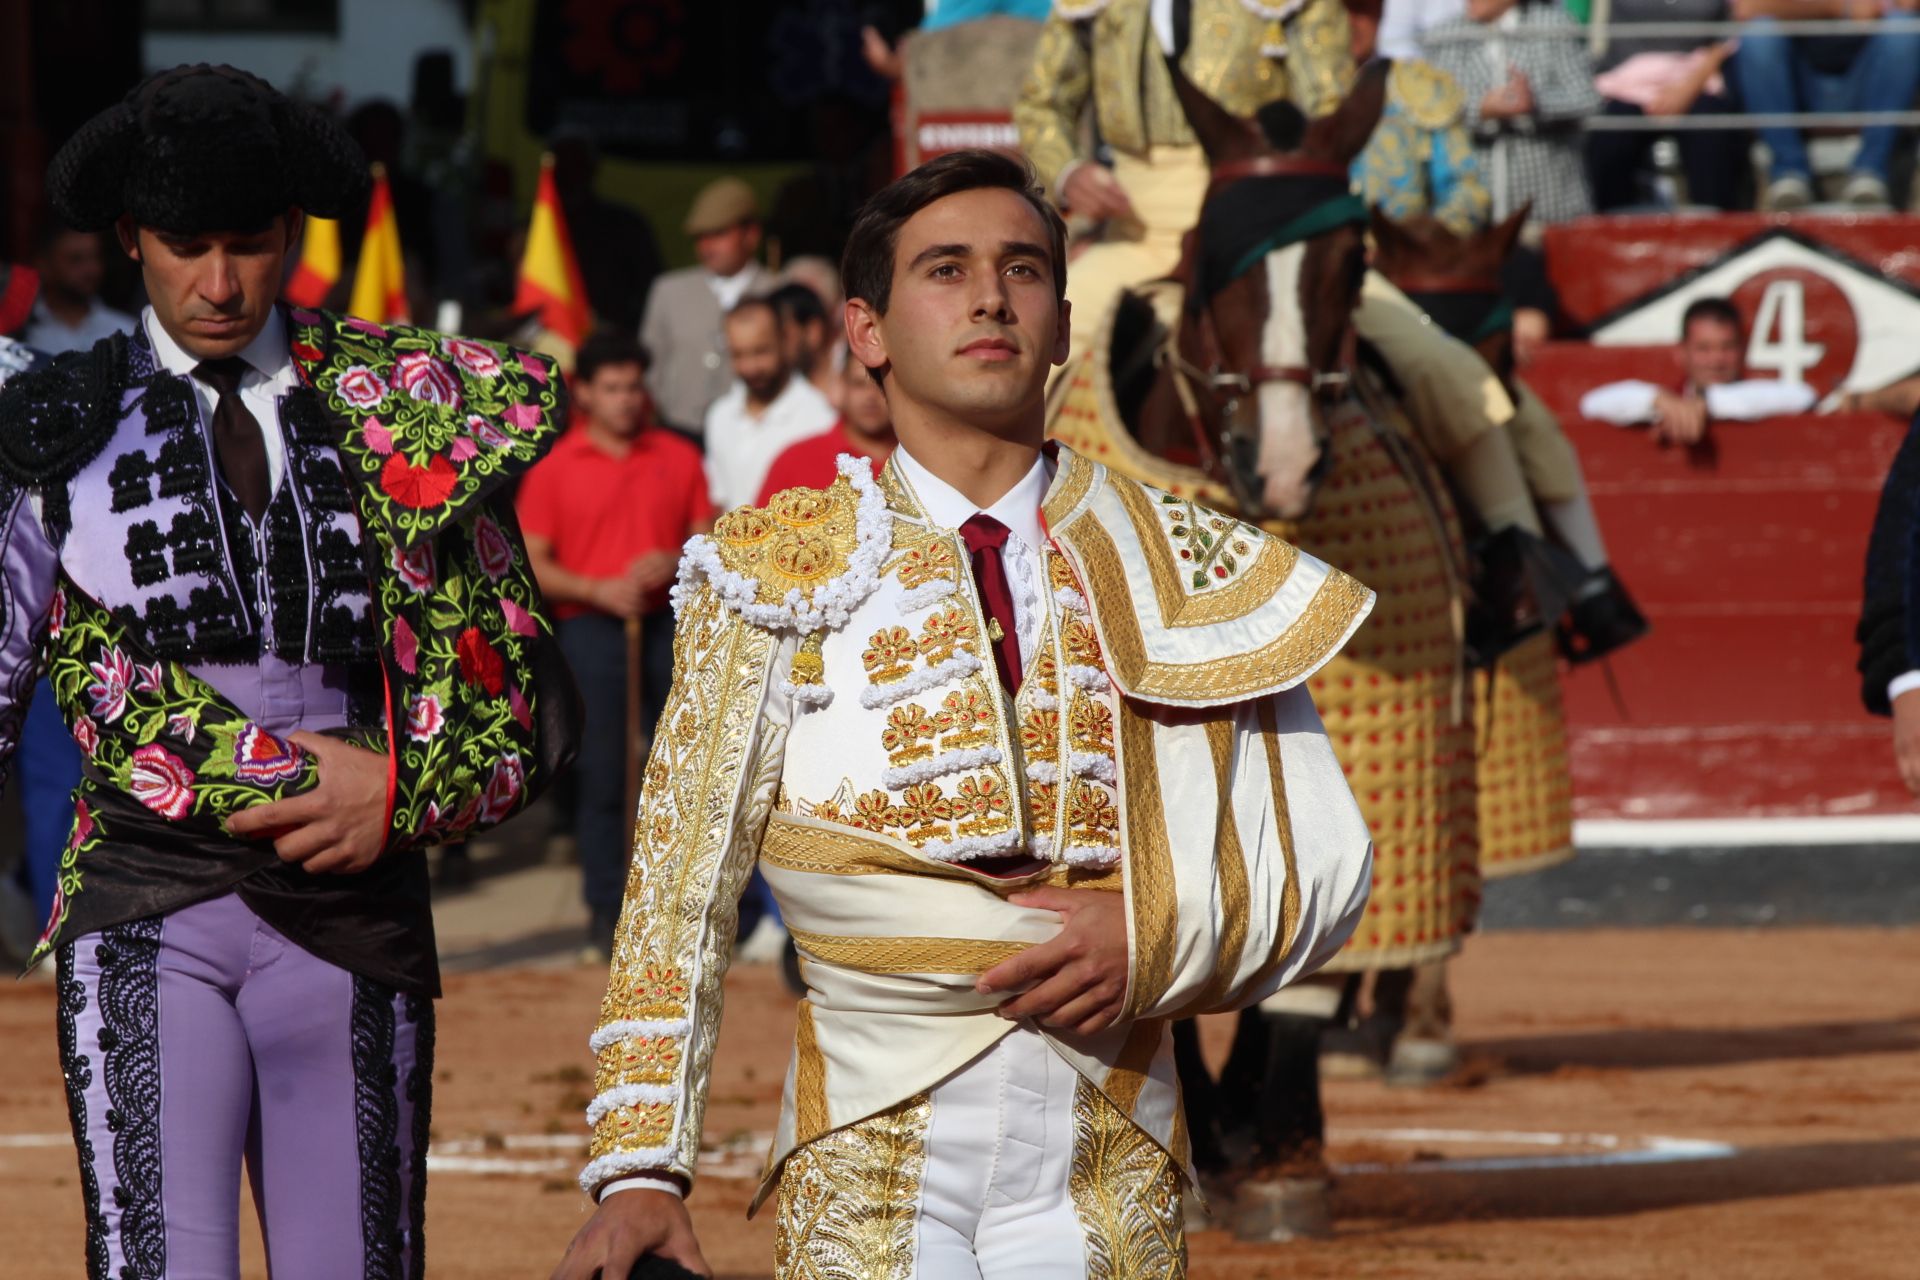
[1045,60,1481,1239]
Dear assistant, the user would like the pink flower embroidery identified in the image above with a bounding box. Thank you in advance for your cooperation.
[337,364,389,410]
[134,662,164,694]
[392,351,462,409]
[467,415,512,451]
[392,614,419,674]
[233,724,304,785]
[502,402,543,433]
[405,693,445,742]
[473,516,514,582]
[477,753,525,824]
[46,589,65,640]
[344,316,390,337]
[86,646,134,723]
[68,798,94,850]
[289,307,323,326]
[71,716,98,757]
[517,351,549,384]
[508,684,532,730]
[128,744,195,820]
[498,596,537,636]
[442,337,503,379]
[361,418,395,455]
[391,542,436,594]
[448,436,478,462]
[166,712,197,743]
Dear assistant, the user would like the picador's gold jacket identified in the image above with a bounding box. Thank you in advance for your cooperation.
[580,446,1376,1207]
[1015,0,1334,193]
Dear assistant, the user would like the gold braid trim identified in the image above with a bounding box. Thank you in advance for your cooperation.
[1117,700,1177,1018]
[1187,715,1251,1015]
[789,929,1032,976]
[794,1001,830,1145]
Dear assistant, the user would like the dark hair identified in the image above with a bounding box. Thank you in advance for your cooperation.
[574,329,650,382]
[726,295,780,326]
[1681,296,1741,339]
[769,281,827,328]
[840,149,1068,316]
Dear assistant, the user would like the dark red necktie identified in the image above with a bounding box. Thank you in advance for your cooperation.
[961,513,1022,694]
[194,356,271,521]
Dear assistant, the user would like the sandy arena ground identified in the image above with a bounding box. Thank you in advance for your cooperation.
[4,927,1917,1279]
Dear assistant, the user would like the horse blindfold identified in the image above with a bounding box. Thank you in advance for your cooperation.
[1191,175,1366,310]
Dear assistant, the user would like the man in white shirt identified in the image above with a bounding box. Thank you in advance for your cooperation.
[1578,295,1817,442]
[702,296,837,510]
[638,178,773,437]
[21,224,133,355]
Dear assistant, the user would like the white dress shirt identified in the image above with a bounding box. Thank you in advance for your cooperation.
[706,265,761,313]
[145,305,300,499]
[22,298,135,356]
[892,446,1055,670]
[703,374,838,511]
[1577,378,1818,427]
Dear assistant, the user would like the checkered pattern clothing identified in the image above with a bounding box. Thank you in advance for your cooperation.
[1422,9,1602,225]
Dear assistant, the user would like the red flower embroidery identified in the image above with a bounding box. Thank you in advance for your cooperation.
[379,453,458,509]
[128,744,195,820]
[456,627,506,695]
[71,716,98,757]
[290,341,324,364]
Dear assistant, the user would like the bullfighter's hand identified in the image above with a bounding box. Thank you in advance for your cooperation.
[225,733,391,875]
[978,887,1130,1036]
[550,1188,711,1280]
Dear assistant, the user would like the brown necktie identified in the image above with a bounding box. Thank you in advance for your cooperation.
[194,356,271,521]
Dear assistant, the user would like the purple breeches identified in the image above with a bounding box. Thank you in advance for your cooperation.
[55,892,433,1280]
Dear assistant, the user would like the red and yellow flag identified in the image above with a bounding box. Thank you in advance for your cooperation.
[349,164,409,324]
[513,154,591,346]
[284,214,341,307]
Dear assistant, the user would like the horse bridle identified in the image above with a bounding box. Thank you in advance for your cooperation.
[1157,155,1359,514]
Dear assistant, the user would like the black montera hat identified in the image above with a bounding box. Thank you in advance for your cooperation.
[47,64,369,234]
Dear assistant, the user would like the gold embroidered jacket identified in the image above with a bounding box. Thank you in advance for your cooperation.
[579,447,1376,1205]
[1015,0,1303,193]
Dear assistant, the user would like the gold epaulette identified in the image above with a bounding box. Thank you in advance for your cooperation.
[1390,59,1465,131]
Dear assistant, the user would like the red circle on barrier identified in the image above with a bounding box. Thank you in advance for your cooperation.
[1727,267,1858,399]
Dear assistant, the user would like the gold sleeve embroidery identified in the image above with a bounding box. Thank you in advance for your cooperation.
[1015,12,1094,196]
[582,582,782,1191]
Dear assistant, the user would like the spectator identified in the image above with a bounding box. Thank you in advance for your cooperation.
[770,280,840,408]
[1424,0,1603,225]
[703,296,838,511]
[757,355,899,502]
[1587,1,1746,211]
[515,330,715,956]
[780,253,851,406]
[639,177,773,437]
[22,225,132,353]
[1578,296,1817,442]
[1730,0,1920,211]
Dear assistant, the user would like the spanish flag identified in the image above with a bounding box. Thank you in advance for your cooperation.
[348,164,409,324]
[284,214,341,307]
[513,154,591,346]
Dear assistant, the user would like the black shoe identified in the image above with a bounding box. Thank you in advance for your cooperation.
[1556,567,1650,664]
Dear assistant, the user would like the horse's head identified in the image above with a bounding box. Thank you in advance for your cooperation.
[1371,203,1530,388]
[1166,59,1387,521]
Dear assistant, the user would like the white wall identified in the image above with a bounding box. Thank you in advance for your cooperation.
[143,0,471,109]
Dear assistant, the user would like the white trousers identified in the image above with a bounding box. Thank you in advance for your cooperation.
[914,1029,1090,1278]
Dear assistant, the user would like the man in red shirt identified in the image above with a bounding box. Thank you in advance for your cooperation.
[518,331,714,955]
[755,353,898,503]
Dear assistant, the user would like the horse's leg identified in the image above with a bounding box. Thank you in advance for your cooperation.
[1171,1018,1225,1175]
[1373,958,1459,1086]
